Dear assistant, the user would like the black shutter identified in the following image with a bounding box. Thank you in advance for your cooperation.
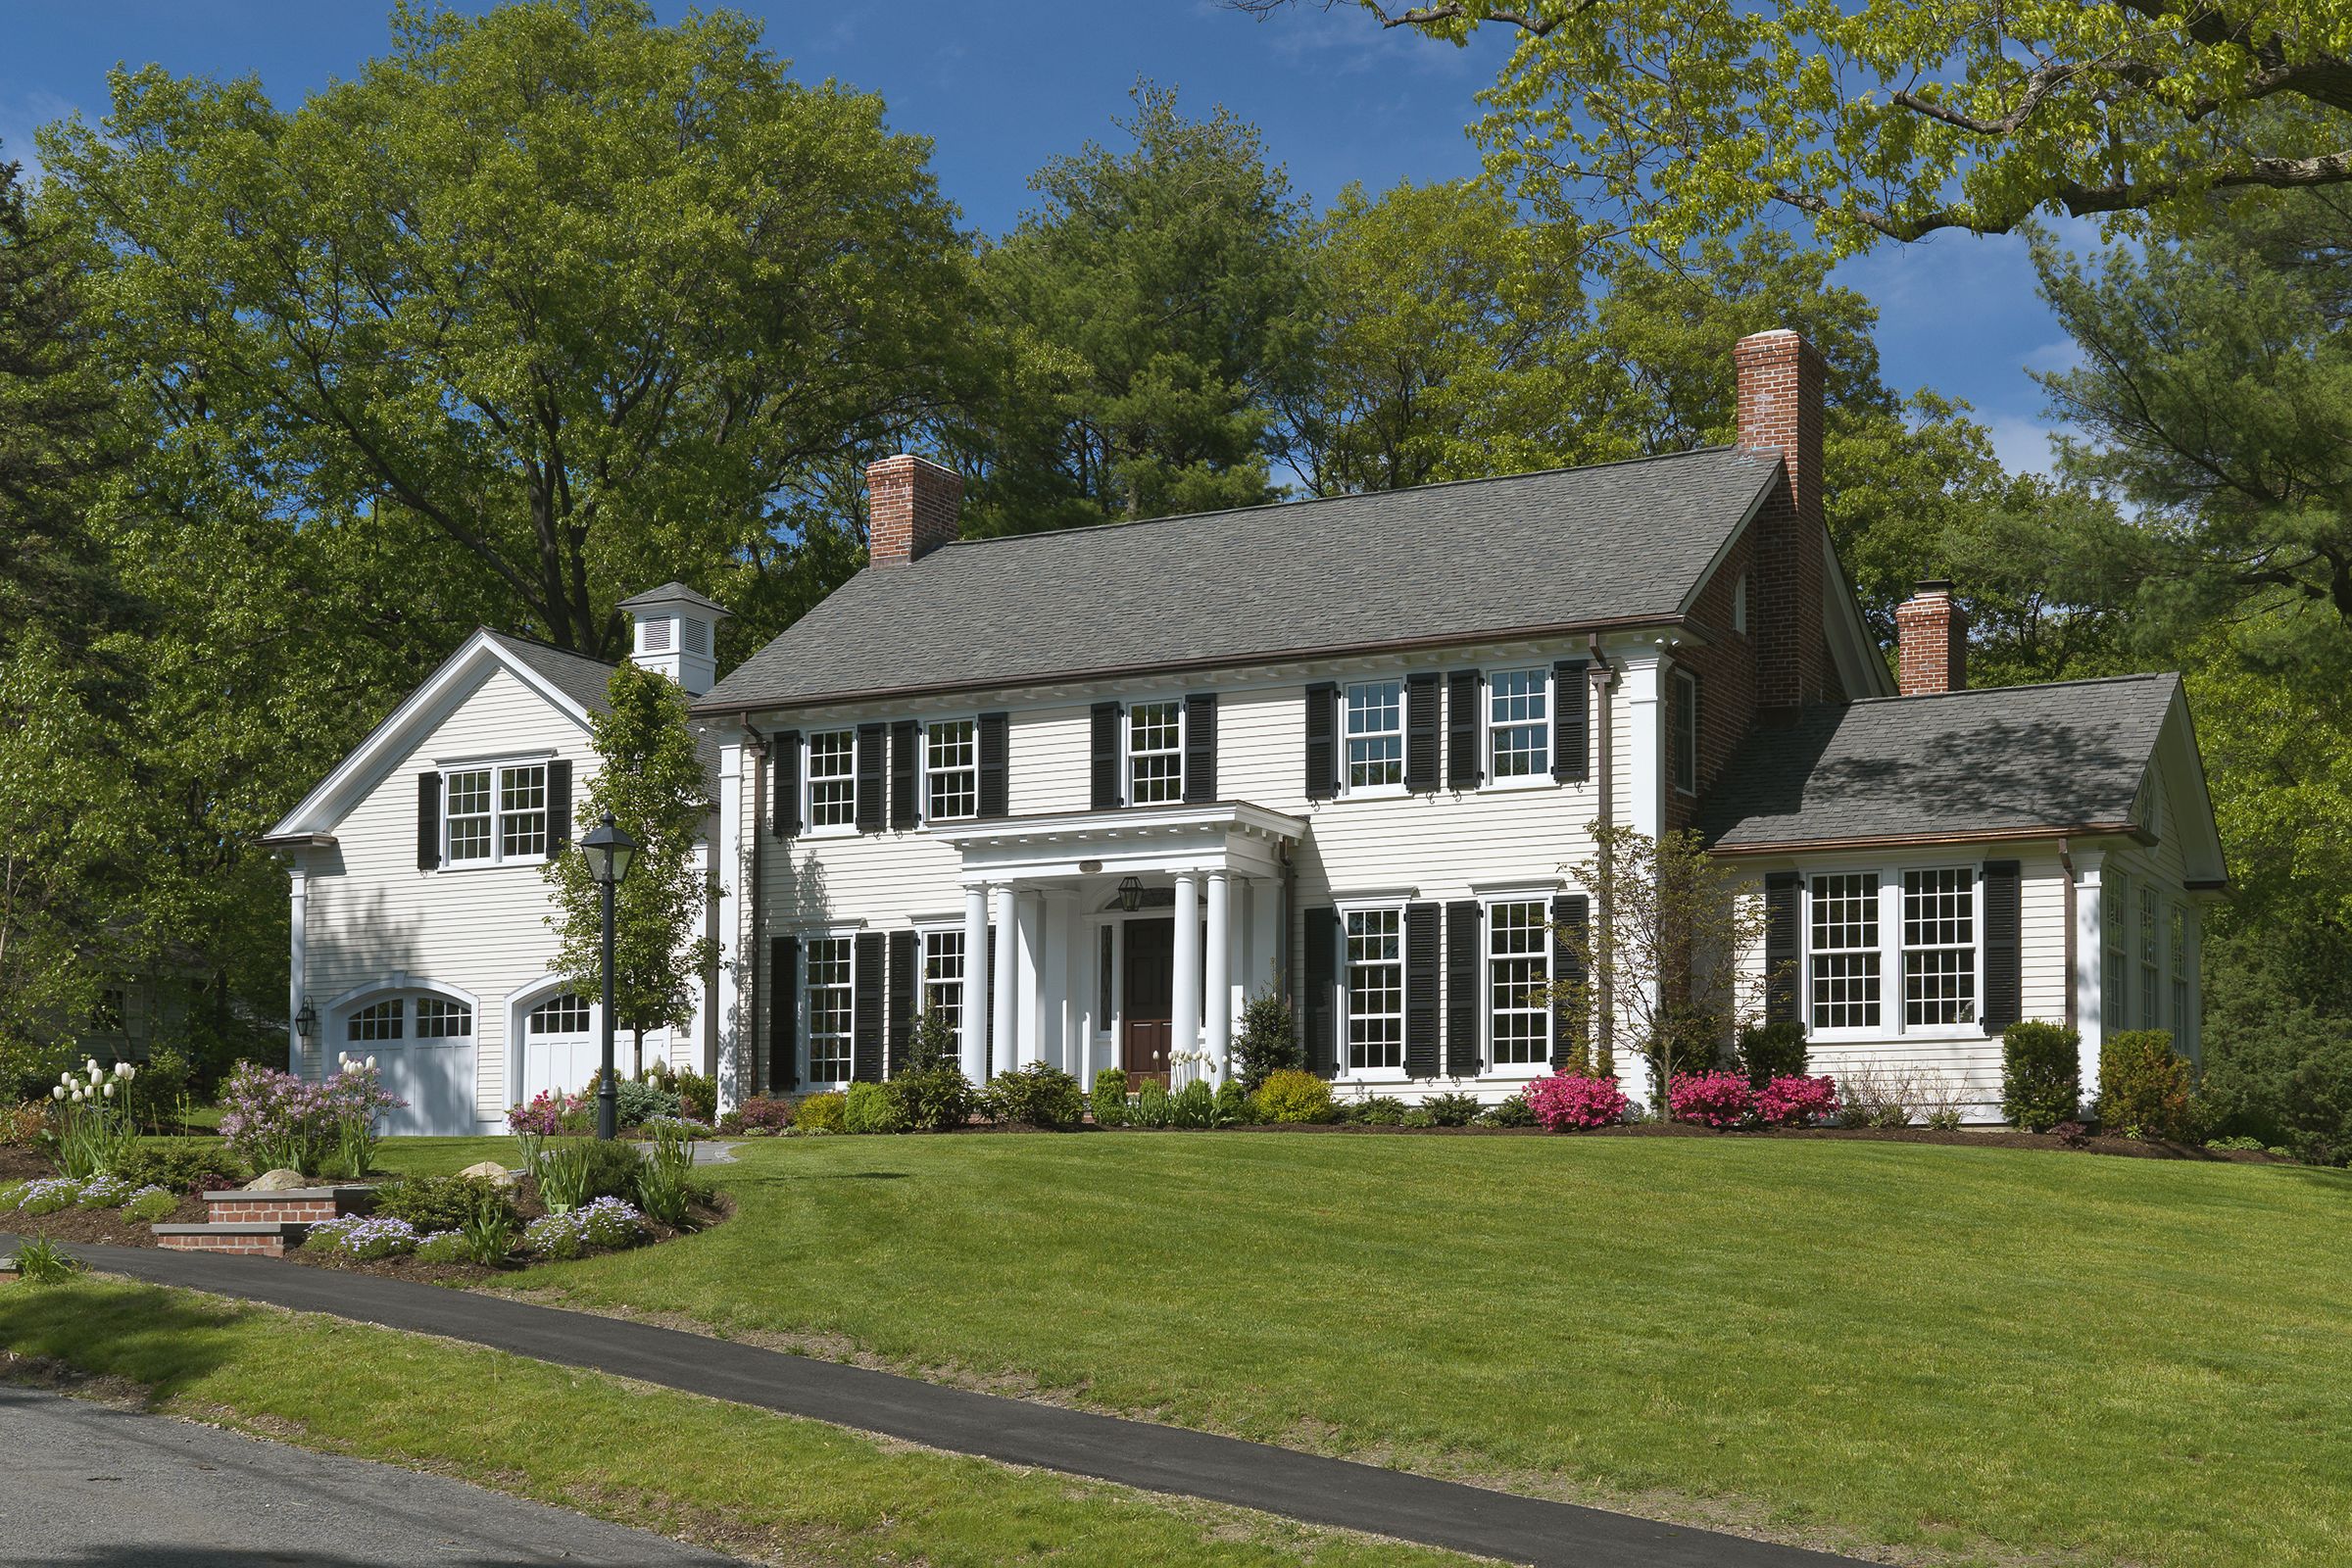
[1552,894,1590,1068]
[1091,702,1123,809]
[1764,871,1799,1025]
[770,936,799,1093]
[1302,906,1339,1076]
[1446,902,1483,1077]
[1554,660,1590,783]
[853,931,884,1082]
[1403,673,1441,793]
[547,759,573,853]
[1183,692,1218,804]
[888,928,918,1072]
[772,731,801,840]
[1982,860,2022,1035]
[416,772,441,870]
[890,720,919,829]
[1404,903,1440,1076]
[1446,669,1484,790]
[1304,683,1339,801]
[977,712,1009,817]
[855,724,885,833]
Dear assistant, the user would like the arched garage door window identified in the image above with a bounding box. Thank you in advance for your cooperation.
[516,992,598,1105]
[340,991,475,1138]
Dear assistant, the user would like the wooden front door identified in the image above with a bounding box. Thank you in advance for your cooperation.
[1121,917,1175,1088]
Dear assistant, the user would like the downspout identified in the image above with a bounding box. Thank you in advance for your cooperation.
[743,719,769,1098]
[2058,837,2077,1029]
[1588,633,1617,1073]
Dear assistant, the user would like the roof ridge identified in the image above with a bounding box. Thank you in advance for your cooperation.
[482,625,618,670]
[927,446,1763,555]
[1847,670,2178,707]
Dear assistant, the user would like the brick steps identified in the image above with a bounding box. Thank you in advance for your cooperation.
[154,1221,314,1258]
[152,1185,378,1257]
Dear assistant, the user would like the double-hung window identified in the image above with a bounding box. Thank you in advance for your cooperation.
[925,719,977,821]
[922,930,965,1047]
[444,760,547,866]
[1344,908,1404,1071]
[1344,680,1403,791]
[2139,886,2161,1030]
[1128,701,1184,805]
[1901,868,1976,1026]
[1671,668,1699,795]
[1487,901,1550,1067]
[2104,874,2131,1029]
[805,935,855,1084]
[808,730,856,831]
[1488,669,1548,782]
[1809,873,1882,1030]
[2170,906,2189,1032]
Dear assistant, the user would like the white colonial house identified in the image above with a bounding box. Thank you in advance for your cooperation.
[268,330,2225,1133]
[263,585,727,1135]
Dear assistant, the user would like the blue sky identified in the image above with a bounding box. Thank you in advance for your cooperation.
[2,0,2082,474]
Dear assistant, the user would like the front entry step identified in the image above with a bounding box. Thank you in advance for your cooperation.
[202,1186,375,1225]
[152,1221,314,1258]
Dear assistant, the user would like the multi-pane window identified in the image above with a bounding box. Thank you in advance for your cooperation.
[1345,909,1404,1070]
[1671,668,1699,795]
[499,764,547,859]
[1901,868,1976,1026]
[1129,701,1184,805]
[445,768,493,862]
[2170,906,2190,1032]
[925,719,977,820]
[1345,680,1403,790]
[2140,886,2162,1031]
[416,999,473,1039]
[2105,874,2131,1030]
[808,730,856,829]
[1488,901,1550,1066]
[528,994,591,1036]
[923,930,965,1046]
[348,999,404,1041]
[1488,669,1548,780]
[806,936,854,1083]
[1809,873,1882,1030]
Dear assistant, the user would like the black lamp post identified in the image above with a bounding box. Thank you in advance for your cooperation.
[579,811,638,1141]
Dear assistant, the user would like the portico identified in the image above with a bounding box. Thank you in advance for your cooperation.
[932,802,1302,1090]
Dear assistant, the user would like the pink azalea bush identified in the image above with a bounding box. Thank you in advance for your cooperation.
[1755,1073,1839,1127]
[1523,1071,1632,1131]
[1666,1071,1754,1129]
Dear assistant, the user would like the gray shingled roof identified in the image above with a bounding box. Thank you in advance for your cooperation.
[1702,673,2180,850]
[699,448,1781,711]
[486,630,721,804]
[617,580,729,616]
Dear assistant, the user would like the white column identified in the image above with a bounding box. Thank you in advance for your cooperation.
[1171,871,1201,1084]
[714,740,745,1112]
[960,883,991,1084]
[1204,870,1233,1084]
[287,867,308,1076]
[2074,852,2106,1100]
[1016,890,1045,1067]
[993,883,1018,1076]
[1615,648,1666,1109]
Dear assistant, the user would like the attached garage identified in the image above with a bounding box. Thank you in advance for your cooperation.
[336,987,480,1139]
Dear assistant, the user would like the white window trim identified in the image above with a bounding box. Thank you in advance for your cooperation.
[1482,893,1553,1078]
[1481,664,1556,794]
[1334,897,1409,1083]
[1671,667,1699,797]
[800,927,859,1090]
[803,729,858,839]
[920,716,980,825]
[914,921,969,1054]
[1123,697,1187,807]
[1800,862,1986,1043]
[440,758,552,870]
[1339,677,1409,801]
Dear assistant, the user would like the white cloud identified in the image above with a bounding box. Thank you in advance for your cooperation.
[0,89,81,187]
[1986,414,2064,479]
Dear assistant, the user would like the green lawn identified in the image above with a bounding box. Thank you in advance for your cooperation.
[0,1277,1473,1568]
[372,1130,2352,1568]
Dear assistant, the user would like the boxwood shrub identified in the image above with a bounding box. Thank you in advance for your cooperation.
[2097,1029,2199,1142]
[2001,1021,2082,1131]
[1250,1068,1335,1125]
[842,1081,908,1135]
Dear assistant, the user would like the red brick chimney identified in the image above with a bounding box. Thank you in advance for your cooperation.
[1734,329,1827,710]
[1895,579,1969,695]
[866,454,963,566]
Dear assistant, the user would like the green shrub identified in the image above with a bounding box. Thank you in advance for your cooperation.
[885,1064,975,1133]
[843,1081,909,1135]
[1424,1092,1482,1127]
[98,1138,246,1195]
[1090,1067,1130,1127]
[983,1063,1086,1129]
[1170,1079,1216,1128]
[1481,1092,1536,1128]
[670,1068,717,1123]
[535,1138,642,1212]
[375,1174,515,1235]
[906,1010,960,1073]
[1348,1096,1410,1126]
[2198,998,2352,1166]
[1251,1068,1335,1125]
[2001,1021,2082,1131]
[123,1044,194,1131]
[1132,1079,1173,1129]
[1234,988,1300,1091]
[1401,1107,1437,1128]
[793,1092,847,1134]
[612,1078,683,1128]
[2097,1030,2199,1142]
[1212,1079,1253,1126]
[1736,1022,1808,1088]
[122,1187,178,1223]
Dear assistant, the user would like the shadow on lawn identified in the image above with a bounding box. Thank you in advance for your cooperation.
[0,1281,241,1404]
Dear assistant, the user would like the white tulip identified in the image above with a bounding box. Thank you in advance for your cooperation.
[115,1060,131,1077]
[366,1055,376,1070]
[102,1082,115,1099]
[85,1058,98,1075]
[51,1086,64,1102]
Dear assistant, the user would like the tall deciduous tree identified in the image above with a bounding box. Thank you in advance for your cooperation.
[544,662,718,1078]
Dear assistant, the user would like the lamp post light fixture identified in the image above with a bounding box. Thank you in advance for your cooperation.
[1117,875,1145,913]
[579,811,638,1141]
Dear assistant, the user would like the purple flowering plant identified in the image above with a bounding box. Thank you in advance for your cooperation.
[220,1060,405,1178]
[304,1212,421,1260]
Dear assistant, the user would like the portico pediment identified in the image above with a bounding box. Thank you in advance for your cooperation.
[928,801,1301,883]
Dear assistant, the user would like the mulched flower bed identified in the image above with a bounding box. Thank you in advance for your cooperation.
[0,1191,209,1246]
[284,1187,730,1284]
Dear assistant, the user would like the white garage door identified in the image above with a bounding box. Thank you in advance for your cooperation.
[344,994,477,1138]
[517,992,599,1103]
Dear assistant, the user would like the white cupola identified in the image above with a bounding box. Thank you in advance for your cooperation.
[615,581,729,697]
